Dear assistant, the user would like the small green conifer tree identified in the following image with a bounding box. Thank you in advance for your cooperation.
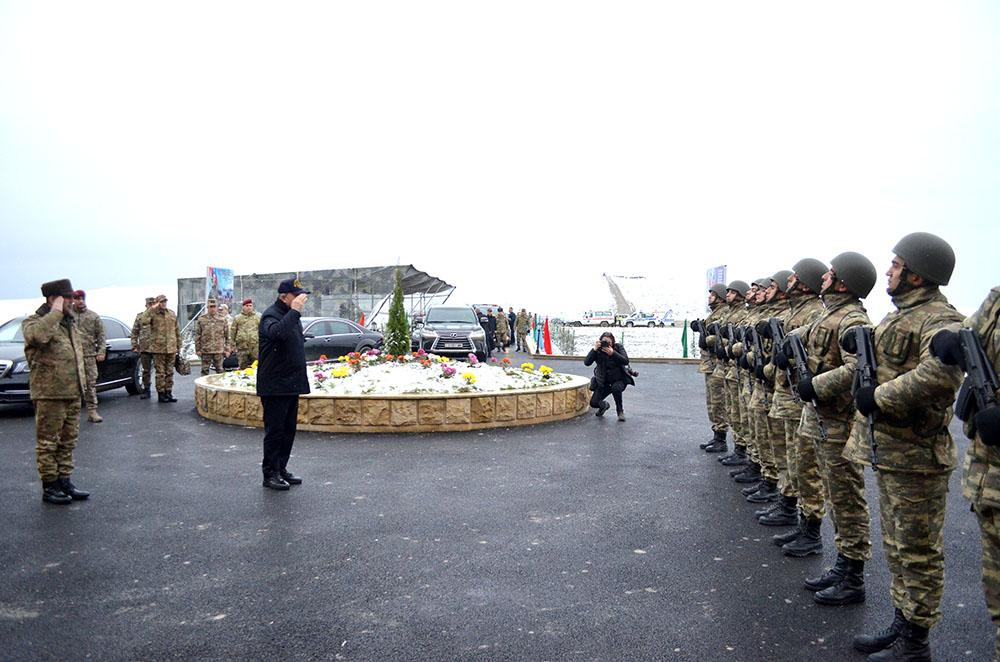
[384,268,411,356]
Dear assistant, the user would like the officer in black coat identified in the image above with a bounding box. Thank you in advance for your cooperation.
[257,278,310,490]
[584,331,634,421]
[507,307,516,348]
[477,308,494,355]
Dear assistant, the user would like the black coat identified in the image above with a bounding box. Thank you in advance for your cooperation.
[256,298,309,397]
[584,343,634,389]
[507,311,516,331]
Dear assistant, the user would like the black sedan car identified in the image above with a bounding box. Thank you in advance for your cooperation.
[0,315,142,404]
[300,317,384,361]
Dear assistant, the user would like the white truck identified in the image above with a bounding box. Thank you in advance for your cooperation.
[567,310,617,327]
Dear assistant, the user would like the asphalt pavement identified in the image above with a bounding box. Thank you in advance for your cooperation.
[0,358,993,661]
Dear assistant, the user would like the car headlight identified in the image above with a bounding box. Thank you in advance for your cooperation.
[469,330,485,340]
[421,330,438,339]
[12,360,29,374]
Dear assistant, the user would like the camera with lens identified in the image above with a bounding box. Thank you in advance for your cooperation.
[600,339,612,348]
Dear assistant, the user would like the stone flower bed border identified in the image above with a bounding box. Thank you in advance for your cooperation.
[194,374,592,433]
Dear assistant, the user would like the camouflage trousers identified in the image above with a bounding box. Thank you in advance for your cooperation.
[803,410,871,560]
[200,353,224,376]
[725,376,747,445]
[705,373,728,433]
[152,353,175,392]
[751,402,777,482]
[516,331,528,349]
[743,381,762,466]
[140,352,152,391]
[877,469,950,628]
[34,398,81,481]
[769,415,792,495]
[237,347,258,369]
[82,355,98,410]
[786,411,826,519]
[974,505,1000,659]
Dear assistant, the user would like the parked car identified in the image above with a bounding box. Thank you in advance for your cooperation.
[411,305,489,361]
[567,310,616,327]
[300,317,384,361]
[623,311,677,327]
[0,315,141,405]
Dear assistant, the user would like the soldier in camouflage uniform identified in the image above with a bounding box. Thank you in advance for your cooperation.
[23,279,91,505]
[697,283,730,450]
[230,299,261,369]
[794,253,877,606]
[131,296,155,399]
[141,294,182,403]
[723,281,762,473]
[196,298,230,376]
[72,290,106,423]
[847,233,964,661]
[704,281,749,456]
[495,307,511,353]
[760,259,827,559]
[515,308,530,352]
[932,285,1000,660]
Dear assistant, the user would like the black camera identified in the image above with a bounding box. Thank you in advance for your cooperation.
[600,339,611,348]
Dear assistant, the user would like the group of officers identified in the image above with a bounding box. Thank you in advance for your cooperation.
[692,231,1000,661]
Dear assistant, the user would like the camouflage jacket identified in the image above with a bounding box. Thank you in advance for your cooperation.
[768,294,824,419]
[697,301,727,375]
[707,302,743,379]
[196,312,229,354]
[515,313,530,334]
[495,313,510,336]
[844,287,964,473]
[22,304,86,400]
[142,308,181,354]
[739,302,775,391]
[962,286,1000,508]
[131,311,150,353]
[805,294,871,419]
[75,308,106,359]
[230,311,261,351]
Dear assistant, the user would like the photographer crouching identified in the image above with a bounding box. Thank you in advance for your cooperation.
[584,331,635,422]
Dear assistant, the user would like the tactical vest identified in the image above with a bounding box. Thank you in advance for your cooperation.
[806,295,869,416]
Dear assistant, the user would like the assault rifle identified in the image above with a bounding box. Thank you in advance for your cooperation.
[709,323,725,360]
[954,328,1000,436]
[749,325,767,377]
[765,318,796,392]
[842,326,879,472]
[784,333,828,441]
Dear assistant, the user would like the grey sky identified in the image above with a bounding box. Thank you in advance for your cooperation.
[1,2,997,323]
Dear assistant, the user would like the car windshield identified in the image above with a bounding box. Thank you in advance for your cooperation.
[0,318,24,342]
[425,308,477,324]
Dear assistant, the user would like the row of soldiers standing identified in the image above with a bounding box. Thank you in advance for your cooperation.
[693,231,1000,661]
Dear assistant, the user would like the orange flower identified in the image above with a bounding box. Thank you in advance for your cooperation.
[501,358,511,365]
[386,354,395,361]
[318,354,328,362]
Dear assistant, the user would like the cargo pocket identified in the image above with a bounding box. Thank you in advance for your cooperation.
[881,329,914,367]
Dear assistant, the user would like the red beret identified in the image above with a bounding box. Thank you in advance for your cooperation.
[242,298,253,305]
[73,289,86,299]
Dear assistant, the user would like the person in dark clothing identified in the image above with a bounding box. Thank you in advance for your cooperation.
[507,307,516,349]
[477,308,494,355]
[256,278,311,490]
[584,331,634,422]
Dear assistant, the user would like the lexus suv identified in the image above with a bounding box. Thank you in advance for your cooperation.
[411,305,488,361]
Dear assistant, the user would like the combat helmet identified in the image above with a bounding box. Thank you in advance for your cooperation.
[709,283,728,299]
[726,280,750,297]
[771,269,793,293]
[753,277,771,289]
[892,232,955,286]
[792,258,828,294]
[829,252,877,299]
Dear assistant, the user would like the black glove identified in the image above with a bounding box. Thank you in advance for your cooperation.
[756,320,770,338]
[974,406,1000,447]
[698,336,708,350]
[854,385,879,416]
[773,350,790,370]
[798,375,817,402]
[716,343,727,360]
[930,329,965,369]
[840,330,858,355]
[754,364,766,380]
[690,319,700,332]
[738,354,749,370]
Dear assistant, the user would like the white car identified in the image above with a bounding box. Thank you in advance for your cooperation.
[567,310,616,327]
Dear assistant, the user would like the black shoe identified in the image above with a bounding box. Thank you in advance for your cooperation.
[42,481,72,505]
[262,475,290,491]
[782,517,823,557]
[280,470,303,485]
[595,401,610,417]
[157,392,169,402]
[804,553,849,591]
[814,558,865,606]
[742,483,765,496]
[755,501,781,518]
[853,609,906,654]
[139,388,151,400]
[700,430,726,450]
[720,447,749,466]
[704,438,728,453]
[617,411,626,422]
[866,620,929,661]
[746,481,779,504]
[761,498,799,527]
[164,391,177,402]
[733,466,762,483]
[58,477,90,500]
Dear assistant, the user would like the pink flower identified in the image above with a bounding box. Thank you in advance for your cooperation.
[489,357,498,363]
[468,353,479,365]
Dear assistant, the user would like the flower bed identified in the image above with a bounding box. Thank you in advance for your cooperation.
[218,349,571,396]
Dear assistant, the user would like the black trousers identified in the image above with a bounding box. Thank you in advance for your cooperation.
[261,395,299,477]
[590,381,625,413]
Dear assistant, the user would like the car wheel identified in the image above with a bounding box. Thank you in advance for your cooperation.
[647,321,655,327]
[572,321,582,327]
[658,322,665,328]
[625,322,634,327]
[599,321,609,327]
[357,344,372,354]
[125,357,142,395]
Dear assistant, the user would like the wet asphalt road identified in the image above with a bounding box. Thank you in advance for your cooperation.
[0,359,993,661]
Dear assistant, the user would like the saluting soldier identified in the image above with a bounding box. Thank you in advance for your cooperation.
[697,283,730,451]
[515,308,531,352]
[196,298,230,376]
[143,294,181,403]
[131,296,155,399]
[230,298,262,369]
[72,289,106,423]
[847,233,964,660]
[23,279,91,505]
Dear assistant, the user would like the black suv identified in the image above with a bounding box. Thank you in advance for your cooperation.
[411,305,489,361]
[0,315,142,405]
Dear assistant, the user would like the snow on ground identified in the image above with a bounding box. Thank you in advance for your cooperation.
[549,325,701,360]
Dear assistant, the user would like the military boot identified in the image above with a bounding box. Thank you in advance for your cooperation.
[866,620,930,662]
[804,553,849,591]
[782,516,823,557]
[743,482,765,496]
[746,480,779,503]
[700,430,726,450]
[755,500,781,518]
[733,463,762,483]
[814,557,865,606]
[87,408,103,423]
[157,391,170,402]
[704,434,728,453]
[42,481,72,505]
[760,496,799,527]
[853,609,906,654]
[139,386,152,400]
[59,477,90,500]
[720,446,749,466]
[164,391,178,403]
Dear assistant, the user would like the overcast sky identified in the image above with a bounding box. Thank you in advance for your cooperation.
[1,1,997,323]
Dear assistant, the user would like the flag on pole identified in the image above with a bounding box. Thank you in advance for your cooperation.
[543,317,553,355]
[681,319,688,358]
[359,312,365,326]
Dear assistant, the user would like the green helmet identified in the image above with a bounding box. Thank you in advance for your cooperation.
[892,232,955,286]
[753,277,771,289]
[771,269,793,293]
[792,258,828,294]
[830,251,877,299]
[709,283,727,299]
[726,280,750,297]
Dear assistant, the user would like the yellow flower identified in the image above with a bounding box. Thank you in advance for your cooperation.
[331,365,350,378]
[251,360,258,368]
[461,372,476,384]
[438,356,450,363]
[520,362,535,371]
[243,367,256,377]
[539,365,553,375]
